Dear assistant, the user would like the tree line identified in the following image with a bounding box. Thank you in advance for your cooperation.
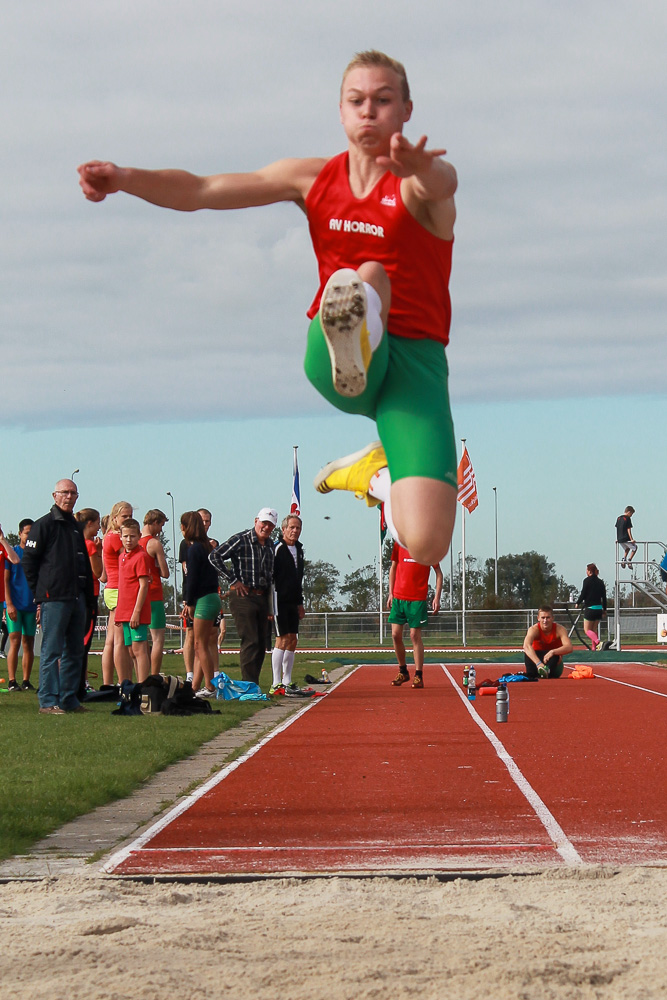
[303,549,578,613]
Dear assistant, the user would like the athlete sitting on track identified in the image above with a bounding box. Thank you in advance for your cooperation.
[77,50,458,565]
[523,607,573,679]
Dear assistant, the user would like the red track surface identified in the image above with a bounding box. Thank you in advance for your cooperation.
[108,662,667,875]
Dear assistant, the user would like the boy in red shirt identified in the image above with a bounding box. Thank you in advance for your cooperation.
[115,519,153,682]
[387,542,443,689]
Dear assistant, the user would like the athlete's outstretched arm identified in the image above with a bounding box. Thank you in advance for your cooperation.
[376,133,457,201]
[77,157,325,211]
[377,133,456,238]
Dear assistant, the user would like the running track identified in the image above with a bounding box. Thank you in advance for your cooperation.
[106,662,667,875]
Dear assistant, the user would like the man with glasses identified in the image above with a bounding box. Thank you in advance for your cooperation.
[22,479,94,714]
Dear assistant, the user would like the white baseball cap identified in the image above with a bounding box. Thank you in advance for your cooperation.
[256,507,278,526]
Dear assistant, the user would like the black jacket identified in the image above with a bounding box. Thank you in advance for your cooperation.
[578,575,607,611]
[22,505,94,606]
[273,539,304,605]
[183,541,219,605]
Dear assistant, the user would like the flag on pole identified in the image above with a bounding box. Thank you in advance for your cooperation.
[457,446,479,513]
[290,446,301,516]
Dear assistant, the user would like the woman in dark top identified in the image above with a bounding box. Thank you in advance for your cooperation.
[578,563,607,651]
[180,511,221,698]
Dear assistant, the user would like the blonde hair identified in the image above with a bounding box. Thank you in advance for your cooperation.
[341,50,410,102]
[106,500,133,534]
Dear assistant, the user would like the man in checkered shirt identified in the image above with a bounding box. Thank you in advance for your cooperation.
[209,508,277,684]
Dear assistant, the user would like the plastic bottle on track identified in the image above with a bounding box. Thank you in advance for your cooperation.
[496,682,508,723]
[467,666,476,701]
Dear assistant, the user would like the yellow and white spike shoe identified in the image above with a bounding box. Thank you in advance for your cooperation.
[320,268,372,398]
[314,441,386,508]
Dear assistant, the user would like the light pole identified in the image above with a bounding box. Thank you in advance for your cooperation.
[493,486,498,596]
[71,468,79,480]
[166,491,178,614]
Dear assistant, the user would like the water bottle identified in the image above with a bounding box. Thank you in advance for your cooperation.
[496,682,508,723]
[463,665,470,688]
[467,666,476,700]
[321,668,331,684]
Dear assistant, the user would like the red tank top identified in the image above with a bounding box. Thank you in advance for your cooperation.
[532,623,561,652]
[391,543,431,601]
[85,538,100,596]
[102,532,123,589]
[305,152,453,345]
[139,535,163,602]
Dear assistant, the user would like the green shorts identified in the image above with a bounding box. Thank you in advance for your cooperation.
[150,600,167,630]
[194,592,222,621]
[304,319,457,487]
[6,609,37,637]
[122,622,149,646]
[103,587,118,611]
[388,598,429,630]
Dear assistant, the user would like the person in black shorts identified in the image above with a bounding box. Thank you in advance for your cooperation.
[577,563,608,651]
[270,515,305,695]
[523,607,573,679]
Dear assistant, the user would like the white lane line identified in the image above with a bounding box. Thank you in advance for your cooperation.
[103,668,360,874]
[442,665,583,865]
[564,665,667,698]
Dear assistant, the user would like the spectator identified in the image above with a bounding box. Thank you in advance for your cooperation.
[197,508,222,679]
[387,543,443,689]
[0,522,21,659]
[210,508,277,684]
[179,506,218,683]
[75,508,103,696]
[659,549,667,596]
[101,501,133,684]
[577,563,608,651]
[22,479,94,714]
[115,518,153,682]
[4,519,37,691]
[180,511,221,698]
[522,607,573,679]
[615,506,637,569]
[271,515,305,695]
[139,509,170,674]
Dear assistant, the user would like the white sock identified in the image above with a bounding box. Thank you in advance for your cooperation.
[282,650,295,686]
[271,647,285,687]
[363,282,384,352]
[368,467,407,548]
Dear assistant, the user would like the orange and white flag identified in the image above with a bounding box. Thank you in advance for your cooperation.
[457,446,479,513]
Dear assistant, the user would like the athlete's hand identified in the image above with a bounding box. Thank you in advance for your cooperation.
[375,133,446,179]
[77,160,123,202]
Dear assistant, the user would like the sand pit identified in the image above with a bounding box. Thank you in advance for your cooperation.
[2,866,667,999]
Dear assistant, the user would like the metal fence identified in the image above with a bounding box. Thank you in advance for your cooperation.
[89,606,665,650]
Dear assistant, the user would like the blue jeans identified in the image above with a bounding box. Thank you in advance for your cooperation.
[38,595,87,710]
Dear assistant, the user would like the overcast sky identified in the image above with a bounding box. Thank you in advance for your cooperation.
[2,1,666,596]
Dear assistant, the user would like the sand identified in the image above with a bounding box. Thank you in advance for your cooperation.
[2,866,667,999]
